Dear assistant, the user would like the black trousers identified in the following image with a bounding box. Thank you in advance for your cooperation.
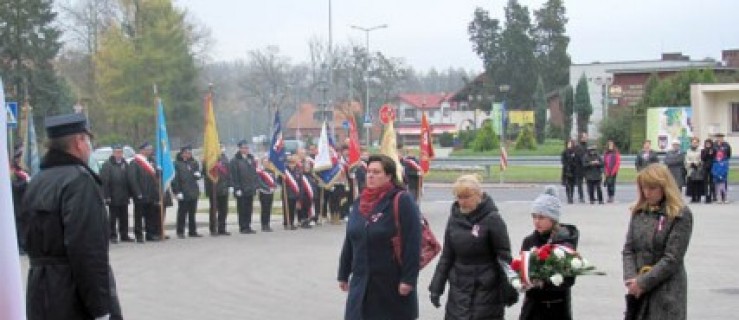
[134,202,160,239]
[109,205,130,239]
[312,191,323,221]
[258,192,273,227]
[705,173,716,202]
[687,179,705,202]
[331,184,347,218]
[321,189,332,218]
[176,200,198,235]
[575,174,585,201]
[208,195,229,233]
[586,180,603,203]
[563,176,576,202]
[283,197,296,226]
[604,176,617,198]
[236,194,255,232]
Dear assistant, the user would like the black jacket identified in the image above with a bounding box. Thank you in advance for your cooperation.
[561,148,579,180]
[636,149,660,171]
[100,156,130,206]
[21,149,122,320]
[172,154,201,201]
[582,151,604,181]
[429,193,513,320]
[519,224,579,320]
[205,153,230,198]
[230,152,259,196]
[127,154,160,204]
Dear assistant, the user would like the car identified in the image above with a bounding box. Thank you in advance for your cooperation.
[91,145,136,169]
[283,139,305,155]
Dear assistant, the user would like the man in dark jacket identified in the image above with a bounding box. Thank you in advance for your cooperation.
[573,133,588,203]
[21,113,123,320]
[230,140,259,234]
[398,144,422,202]
[635,139,660,172]
[100,144,133,243]
[583,146,604,204]
[128,142,162,242]
[205,146,231,235]
[172,145,202,238]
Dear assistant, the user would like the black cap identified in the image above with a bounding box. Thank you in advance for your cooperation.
[139,141,152,150]
[44,113,92,139]
[237,140,249,147]
[112,144,123,150]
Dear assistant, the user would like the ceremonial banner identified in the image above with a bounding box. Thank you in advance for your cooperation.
[268,111,286,174]
[22,105,40,176]
[347,117,361,168]
[419,112,435,174]
[314,122,342,187]
[203,91,221,181]
[380,120,403,180]
[156,99,175,191]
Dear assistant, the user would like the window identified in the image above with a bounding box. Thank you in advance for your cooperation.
[404,108,416,119]
[732,103,739,133]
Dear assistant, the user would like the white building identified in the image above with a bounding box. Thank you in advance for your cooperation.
[690,83,739,149]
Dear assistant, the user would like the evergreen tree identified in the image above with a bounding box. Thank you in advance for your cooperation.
[533,0,571,91]
[0,0,72,115]
[515,124,537,150]
[574,74,592,135]
[472,120,500,152]
[533,76,547,144]
[561,85,574,140]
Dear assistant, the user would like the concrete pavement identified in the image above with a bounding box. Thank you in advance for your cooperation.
[18,190,739,319]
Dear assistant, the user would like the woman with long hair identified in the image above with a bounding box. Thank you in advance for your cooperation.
[603,140,621,203]
[338,154,422,320]
[622,163,693,320]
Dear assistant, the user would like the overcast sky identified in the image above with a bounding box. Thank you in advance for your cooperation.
[175,0,739,71]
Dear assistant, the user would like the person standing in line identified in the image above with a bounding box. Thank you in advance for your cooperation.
[205,146,231,236]
[22,113,123,319]
[603,140,621,203]
[663,140,686,193]
[582,145,604,205]
[622,163,693,320]
[230,140,259,234]
[398,144,422,202]
[100,144,133,243]
[353,151,369,194]
[713,132,732,202]
[712,143,730,204]
[429,174,514,320]
[280,155,304,230]
[560,139,579,204]
[256,157,276,232]
[338,154,421,320]
[519,186,579,320]
[684,138,704,203]
[573,133,589,203]
[701,139,716,203]
[635,140,660,172]
[128,142,161,242]
[172,145,202,238]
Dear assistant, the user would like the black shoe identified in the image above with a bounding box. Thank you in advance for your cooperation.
[289,225,298,230]
[189,233,203,238]
[262,226,273,232]
[567,199,574,204]
[120,237,135,242]
[579,199,586,203]
[217,231,231,236]
[110,238,119,244]
[136,238,145,243]
[240,229,256,234]
[300,222,312,229]
[177,234,186,239]
[145,235,161,242]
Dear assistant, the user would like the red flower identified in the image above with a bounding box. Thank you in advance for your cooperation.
[511,258,522,272]
[538,247,551,261]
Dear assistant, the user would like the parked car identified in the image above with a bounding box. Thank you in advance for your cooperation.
[91,145,136,171]
[284,139,305,155]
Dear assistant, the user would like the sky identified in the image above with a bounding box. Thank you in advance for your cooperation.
[175,0,739,72]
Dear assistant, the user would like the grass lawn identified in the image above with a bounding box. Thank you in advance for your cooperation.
[450,139,565,157]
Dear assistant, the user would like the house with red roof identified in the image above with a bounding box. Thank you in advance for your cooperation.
[393,93,483,145]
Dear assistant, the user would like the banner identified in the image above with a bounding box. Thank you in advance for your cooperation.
[347,117,361,168]
[646,106,693,152]
[419,112,434,174]
[380,120,403,180]
[314,122,342,187]
[22,106,40,176]
[156,99,175,191]
[203,92,221,181]
[268,111,286,174]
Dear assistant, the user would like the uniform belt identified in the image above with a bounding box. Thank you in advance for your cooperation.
[537,299,564,307]
[30,256,70,266]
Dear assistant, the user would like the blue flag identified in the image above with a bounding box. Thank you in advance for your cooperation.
[314,122,342,187]
[268,111,286,174]
[23,108,40,176]
[156,99,175,191]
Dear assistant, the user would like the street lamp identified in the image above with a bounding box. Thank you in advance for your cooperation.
[351,23,387,147]
[593,76,613,120]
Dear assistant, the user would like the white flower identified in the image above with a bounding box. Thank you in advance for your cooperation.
[570,257,583,269]
[581,258,592,268]
[550,274,564,286]
[553,248,566,259]
[511,278,523,290]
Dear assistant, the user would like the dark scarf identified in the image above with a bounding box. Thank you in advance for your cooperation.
[359,181,396,218]
[40,148,102,185]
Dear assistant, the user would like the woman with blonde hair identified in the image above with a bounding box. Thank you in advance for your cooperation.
[429,174,516,319]
[622,163,693,320]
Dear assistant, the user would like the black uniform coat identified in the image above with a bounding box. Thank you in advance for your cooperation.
[205,154,231,198]
[429,193,513,320]
[230,152,259,196]
[127,154,160,204]
[172,154,201,201]
[21,149,122,320]
[519,224,579,320]
[663,150,686,187]
[338,189,422,320]
[560,148,579,183]
[100,156,130,206]
[636,149,660,171]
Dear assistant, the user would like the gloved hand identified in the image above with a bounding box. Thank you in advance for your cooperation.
[430,293,441,308]
[193,171,202,179]
[176,193,184,200]
[235,190,243,197]
[105,198,111,205]
[95,314,110,320]
[228,187,234,194]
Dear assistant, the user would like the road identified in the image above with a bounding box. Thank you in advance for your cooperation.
[17,184,739,319]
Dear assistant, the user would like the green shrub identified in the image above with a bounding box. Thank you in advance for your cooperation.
[515,124,537,150]
[438,132,454,147]
[472,120,500,152]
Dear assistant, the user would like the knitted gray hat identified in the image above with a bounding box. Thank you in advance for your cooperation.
[531,185,561,221]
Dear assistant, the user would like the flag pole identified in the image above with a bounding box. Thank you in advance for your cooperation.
[154,84,167,239]
[282,180,289,228]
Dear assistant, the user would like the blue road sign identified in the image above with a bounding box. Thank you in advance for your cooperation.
[363,113,372,125]
[342,120,350,129]
[6,101,18,128]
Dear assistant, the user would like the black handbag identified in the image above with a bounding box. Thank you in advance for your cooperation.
[624,294,642,320]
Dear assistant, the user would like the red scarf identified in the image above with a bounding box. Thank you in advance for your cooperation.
[359,181,395,218]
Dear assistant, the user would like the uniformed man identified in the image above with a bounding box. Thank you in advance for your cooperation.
[230,140,259,234]
[128,142,162,242]
[21,113,123,319]
[172,145,202,238]
[100,144,133,243]
[256,156,276,232]
[398,143,422,201]
[205,145,231,235]
[280,155,305,230]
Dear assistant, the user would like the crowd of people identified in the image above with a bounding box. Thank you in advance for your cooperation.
[561,132,732,205]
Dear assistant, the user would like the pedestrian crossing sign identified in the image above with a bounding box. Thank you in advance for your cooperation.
[6,102,18,128]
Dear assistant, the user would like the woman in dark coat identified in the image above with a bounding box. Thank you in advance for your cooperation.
[701,139,716,203]
[519,186,579,320]
[560,139,579,204]
[338,154,422,320]
[622,164,693,320]
[662,140,686,192]
[429,174,513,320]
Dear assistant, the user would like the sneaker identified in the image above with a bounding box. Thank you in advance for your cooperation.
[261,226,273,232]
[240,229,257,234]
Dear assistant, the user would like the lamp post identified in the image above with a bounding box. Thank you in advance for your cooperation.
[499,84,510,142]
[351,23,387,147]
[593,76,612,121]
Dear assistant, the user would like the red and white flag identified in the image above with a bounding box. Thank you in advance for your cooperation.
[500,146,508,171]
[419,112,435,174]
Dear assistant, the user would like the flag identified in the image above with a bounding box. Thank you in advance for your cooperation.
[379,119,403,180]
[419,112,435,174]
[314,122,342,187]
[347,116,361,168]
[0,76,26,320]
[268,111,286,174]
[203,91,221,182]
[500,145,509,171]
[156,98,175,191]
[22,106,40,176]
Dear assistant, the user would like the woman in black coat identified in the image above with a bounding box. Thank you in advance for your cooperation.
[338,154,422,320]
[429,174,513,320]
[701,139,716,203]
[560,139,579,204]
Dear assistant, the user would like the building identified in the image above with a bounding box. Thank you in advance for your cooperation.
[284,101,374,146]
[690,83,739,148]
[393,93,484,145]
